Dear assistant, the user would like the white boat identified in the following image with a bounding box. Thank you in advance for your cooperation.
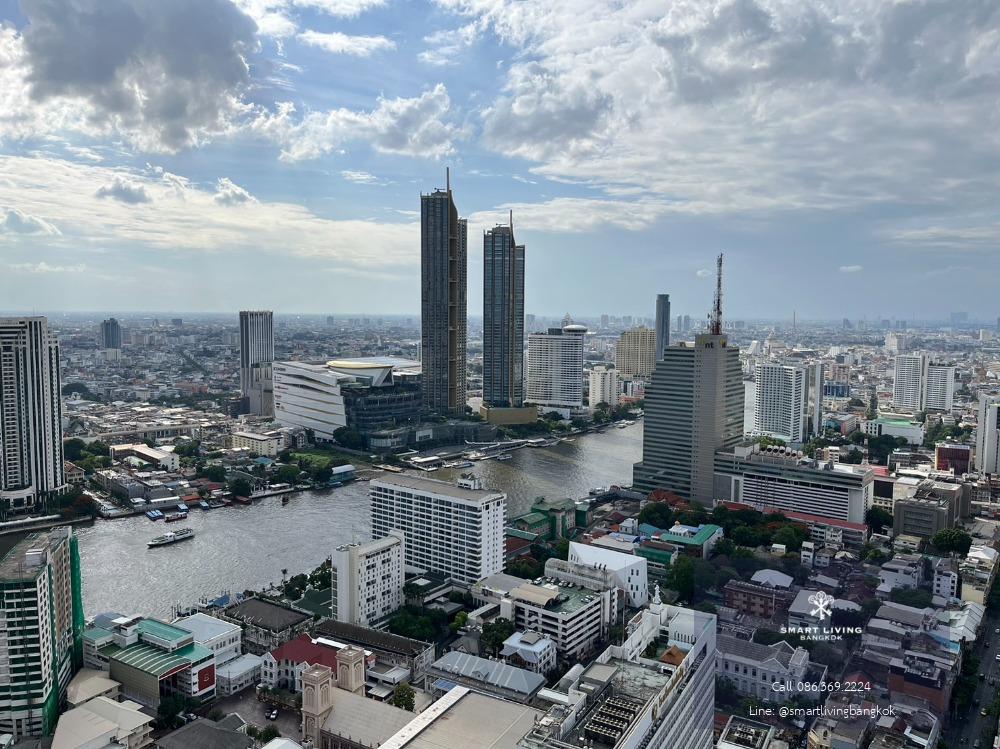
[148,528,195,548]
[451,460,474,468]
[495,454,513,461]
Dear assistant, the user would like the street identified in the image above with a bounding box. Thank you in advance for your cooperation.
[946,614,1000,748]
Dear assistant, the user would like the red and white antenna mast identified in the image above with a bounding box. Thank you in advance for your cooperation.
[710,252,724,335]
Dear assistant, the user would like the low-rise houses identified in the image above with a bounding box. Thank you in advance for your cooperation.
[219,598,313,655]
[51,696,153,749]
[499,630,558,675]
[959,544,999,605]
[716,634,826,703]
[426,651,546,703]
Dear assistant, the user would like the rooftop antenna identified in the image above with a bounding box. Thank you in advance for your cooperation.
[509,209,513,232]
[446,167,450,192]
[710,252,724,335]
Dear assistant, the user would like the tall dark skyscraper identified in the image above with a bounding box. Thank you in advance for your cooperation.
[420,171,467,415]
[654,294,670,361]
[239,310,274,416]
[99,317,121,350]
[633,256,743,503]
[482,216,525,407]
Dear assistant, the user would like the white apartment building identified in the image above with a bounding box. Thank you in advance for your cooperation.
[332,531,405,628]
[230,431,283,457]
[568,541,648,607]
[0,317,67,515]
[370,476,505,586]
[526,324,586,419]
[588,365,620,412]
[976,395,1000,474]
[753,362,808,443]
[615,326,655,379]
[932,558,960,600]
[892,354,955,413]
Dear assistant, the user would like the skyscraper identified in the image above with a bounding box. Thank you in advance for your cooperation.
[892,354,955,413]
[615,326,656,379]
[753,362,808,444]
[421,171,467,415]
[526,324,587,419]
[482,217,525,407]
[976,395,1000,474]
[588,365,620,412]
[633,255,743,503]
[239,310,274,416]
[0,526,84,738]
[0,317,66,515]
[98,317,122,363]
[654,294,670,361]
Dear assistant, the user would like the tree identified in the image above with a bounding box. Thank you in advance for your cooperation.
[156,694,186,729]
[228,477,253,498]
[931,528,973,555]
[890,587,933,608]
[665,555,695,601]
[772,525,806,552]
[638,502,674,530]
[553,538,570,561]
[274,465,301,484]
[258,725,280,743]
[865,507,893,534]
[712,538,735,558]
[481,617,515,656]
[63,438,86,461]
[199,464,227,482]
[333,426,366,450]
[449,611,469,633]
[390,682,416,712]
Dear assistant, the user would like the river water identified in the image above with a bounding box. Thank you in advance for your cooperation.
[74,423,643,618]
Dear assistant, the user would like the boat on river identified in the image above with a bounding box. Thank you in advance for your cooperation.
[148,528,195,548]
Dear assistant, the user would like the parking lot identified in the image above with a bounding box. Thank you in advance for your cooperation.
[212,689,302,741]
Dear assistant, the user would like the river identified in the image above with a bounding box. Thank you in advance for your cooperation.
[72,422,643,618]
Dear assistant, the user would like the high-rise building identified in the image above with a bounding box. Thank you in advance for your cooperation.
[654,294,671,361]
[482,220,524,407]
[892,354,954,413]
[421,172,468,415]
[332,531,405,629]
[239,310,274,416]
[98,318,122,362]
[753,363,808,444]
[682,314,692,332]
[370,475,505,585]
[526,325,587,419]
[0,317,67,515]
[588,366,620,412]
[633,255,743,503]
[976,395,1000,474]
[0,527,84,738]
[615,326,656,379]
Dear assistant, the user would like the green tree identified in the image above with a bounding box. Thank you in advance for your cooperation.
[665,555,695,601]
[931,528,973,555]
[865,507,893,534]
[198,464,227,482]
[333,426,366,450]
[274,465,301,484]
[552,538,570,561]
[481,617,515,656]
[890,587,933,608]
[156,695,186,729]
[258,725,280,743]
[228,477,253,498]
[450,611,469,633]
[771,525,806,552]
[390,682,416,712]
[638,502,674,530]
[63,438,86,461]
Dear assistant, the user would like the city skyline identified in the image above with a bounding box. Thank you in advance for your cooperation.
[1,1,999,318]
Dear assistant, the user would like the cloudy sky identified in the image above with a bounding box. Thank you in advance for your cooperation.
[1,0,998,320]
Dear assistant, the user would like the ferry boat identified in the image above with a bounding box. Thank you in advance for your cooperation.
[164,512,187,523]
[145,510,164,520]
[148,528,195,547]
[495,454,513,461]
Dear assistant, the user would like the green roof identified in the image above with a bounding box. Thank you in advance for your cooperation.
[137,619,192,645]
[878,417,919,427]
[531,497,576,512]
[656,524,722,546]
[83,627,113,642]
[513,512,548,526]
[505,528,540,541]
[110,642,212,677]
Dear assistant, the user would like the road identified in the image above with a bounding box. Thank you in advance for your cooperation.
[947,614,1000,748]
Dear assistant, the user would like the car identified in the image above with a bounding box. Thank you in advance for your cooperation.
[982,709,989,717]
[980,672,987,679]
[995,627,999,634]
[995,653,1000,661]
[266,709,278,721]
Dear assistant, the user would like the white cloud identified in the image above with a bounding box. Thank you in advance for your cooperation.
[234,0,387,39]
[251,84,459,160]
[695,268,711,278]
[6,261,85,273]
[5,0,258,152]
[341,170,378,184]
[839,265,863,273]
[466,197,675,234]
[1,207,60,235]
[95,176,152,205]
[434,0,1000,225]
[0,155,418,269]
[213,178,257,206]
[419,22,480,66]
[298,30,394,56]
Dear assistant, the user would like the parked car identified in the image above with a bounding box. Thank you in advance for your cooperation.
[266,709,278,721]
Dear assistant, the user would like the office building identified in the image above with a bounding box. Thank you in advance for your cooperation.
[1,527,84,738]
[714,442,874,523]
[615,326,656,379]
[239,310,274,416]
[526,325,587,419]
[482,220,525,408]
[568,541,648,607]
[370,475,505,585]
[274,357,421,442]
[587,365,620,412]
[654,293,670,361]
[331,531,405,628]
[421,172,468,415]
[99,317,122,362]
[892,354,955,413]
[753,362,808,443]
[0,316,67,515]
[976,395,1000,474]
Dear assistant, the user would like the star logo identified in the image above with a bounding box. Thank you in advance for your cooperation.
[808,591,835,621]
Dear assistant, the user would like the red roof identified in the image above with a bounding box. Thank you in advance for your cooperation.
[268,634,339,669]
